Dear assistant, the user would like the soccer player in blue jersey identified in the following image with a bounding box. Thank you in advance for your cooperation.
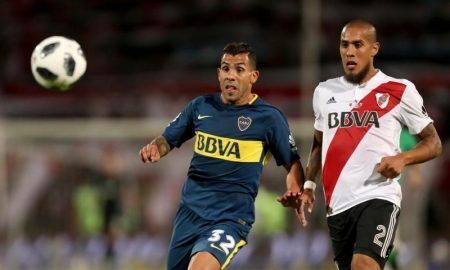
[139,42,306,270]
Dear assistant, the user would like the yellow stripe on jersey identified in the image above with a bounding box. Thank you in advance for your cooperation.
[194,131,265,163]
[221,240,247,270]
[262,151,272,166]
[248,94,258,104]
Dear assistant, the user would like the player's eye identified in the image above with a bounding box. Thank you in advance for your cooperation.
[340,42,348,48]
[354,42,363,48]
[221,66,229,72]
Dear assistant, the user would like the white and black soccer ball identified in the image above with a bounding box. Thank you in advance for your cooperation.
[31,36,87,91]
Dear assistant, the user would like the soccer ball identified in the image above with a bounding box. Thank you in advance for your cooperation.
[31,36,87,91]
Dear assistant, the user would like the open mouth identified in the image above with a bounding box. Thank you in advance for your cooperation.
[225,85,237,91]
[346,61,357,70]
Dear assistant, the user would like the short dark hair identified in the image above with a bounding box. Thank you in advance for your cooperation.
[343,19,378,43]
[222,42,257,69]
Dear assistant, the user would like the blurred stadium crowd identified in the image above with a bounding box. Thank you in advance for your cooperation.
[0,0,449,269]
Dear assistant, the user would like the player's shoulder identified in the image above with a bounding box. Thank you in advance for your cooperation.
[189,93,218,107]
[380,73,421,99]
[191,93,216,102]
[381,72,417,90]
[253,96,283,113]
[315,76,344,94]
[252,96,288,121]
[312,76,344,104]
[319,76,342,86]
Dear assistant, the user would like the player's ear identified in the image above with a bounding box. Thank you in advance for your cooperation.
[250,70,259,84]
[217,68,221,80]
[371,42,380,57]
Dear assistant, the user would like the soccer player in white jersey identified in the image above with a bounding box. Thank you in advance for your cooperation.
[292,20,442,270]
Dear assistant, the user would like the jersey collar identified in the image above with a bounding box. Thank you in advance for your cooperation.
[248,94,258,104]
[216,93,259,107]
[341,69,385,89]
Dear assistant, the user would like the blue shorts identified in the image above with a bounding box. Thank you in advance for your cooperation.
[166,203,251,270]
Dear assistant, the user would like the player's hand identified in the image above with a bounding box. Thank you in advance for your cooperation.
[377,155,406,179]
[297,189,315,227]
[276,190,315,227]
[276,191,301,208]
[139,143,161,163]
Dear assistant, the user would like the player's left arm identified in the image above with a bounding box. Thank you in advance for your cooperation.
[276,159,311,226]
[276,159,304,206]
[266,110,308,223]
[378,123,442,179]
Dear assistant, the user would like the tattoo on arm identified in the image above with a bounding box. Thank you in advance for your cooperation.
[151,136,172,157]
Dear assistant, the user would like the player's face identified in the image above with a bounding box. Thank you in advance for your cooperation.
[218,53,259,105]
[340,26,379,84]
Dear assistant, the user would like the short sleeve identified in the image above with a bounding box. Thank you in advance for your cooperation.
[313,85,324,131]
[399,82,433,135]
[162,100,196,148]
[266,111,300,166]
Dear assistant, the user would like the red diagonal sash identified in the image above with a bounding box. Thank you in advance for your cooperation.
[322,81,406,205]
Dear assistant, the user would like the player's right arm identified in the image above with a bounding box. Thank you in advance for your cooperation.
[139,135,172,163]
[298,129,322,222]
[139,98,196,163]
[299,85,324,223]
[306,130,323,182]
[307,84,324,183]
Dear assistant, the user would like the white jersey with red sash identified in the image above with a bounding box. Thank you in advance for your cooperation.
[313,70,432,216]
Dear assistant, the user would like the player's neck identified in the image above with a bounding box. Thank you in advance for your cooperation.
[359,67,378,85]
[221,93,256,106]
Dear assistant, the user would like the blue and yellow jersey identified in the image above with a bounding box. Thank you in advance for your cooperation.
[162,93,299,225]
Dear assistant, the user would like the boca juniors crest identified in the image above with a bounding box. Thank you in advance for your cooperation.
[376,93,390,109]
[238,116,252,131]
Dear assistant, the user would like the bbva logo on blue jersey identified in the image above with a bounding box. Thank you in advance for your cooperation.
[328,111,380,128]
[194,131,264,162]
[197,133,240,158]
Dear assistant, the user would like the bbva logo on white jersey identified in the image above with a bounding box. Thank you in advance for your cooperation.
[328,111,380,128]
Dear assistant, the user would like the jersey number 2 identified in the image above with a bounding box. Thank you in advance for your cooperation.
[208,229,236,255]
[373,225,386,248]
